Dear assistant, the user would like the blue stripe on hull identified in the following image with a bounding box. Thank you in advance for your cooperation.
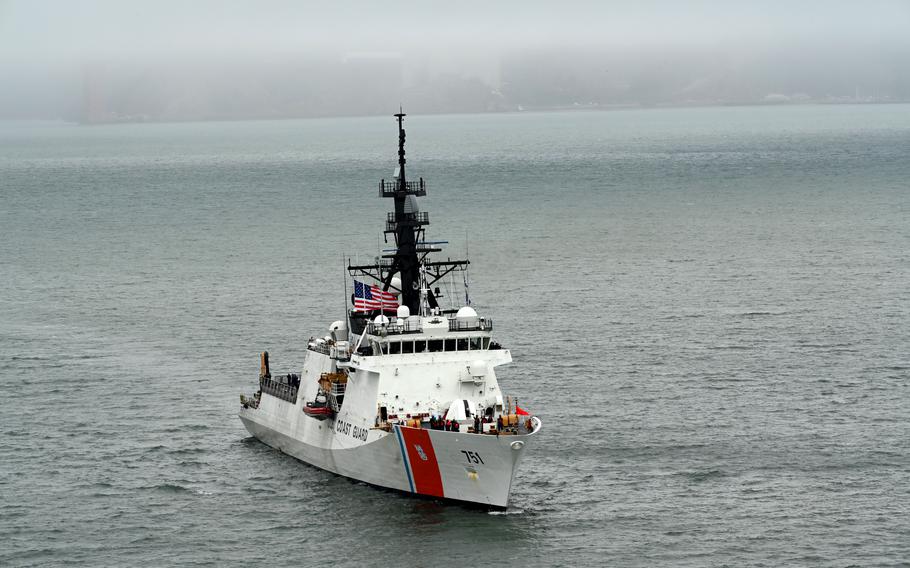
[394,425,415,492]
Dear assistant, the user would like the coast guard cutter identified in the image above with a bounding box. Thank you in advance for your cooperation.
[239,111,541,508]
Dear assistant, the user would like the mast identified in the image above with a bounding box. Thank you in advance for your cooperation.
[347,109,469,326]
[390,109,422,314]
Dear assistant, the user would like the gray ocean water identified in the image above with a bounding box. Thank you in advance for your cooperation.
[2,105,909,566]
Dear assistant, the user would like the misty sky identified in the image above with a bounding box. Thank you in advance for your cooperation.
[3,0,908,62]
[1,1,909,120]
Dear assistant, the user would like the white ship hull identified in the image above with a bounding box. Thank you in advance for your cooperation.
[240,407,538,508]
[239,348,540,509]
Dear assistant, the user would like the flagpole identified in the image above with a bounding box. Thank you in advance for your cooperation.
[342,254,350,333]
[464,230,471,307]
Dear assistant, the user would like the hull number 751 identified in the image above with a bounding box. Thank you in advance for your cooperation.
[460,450,484,464]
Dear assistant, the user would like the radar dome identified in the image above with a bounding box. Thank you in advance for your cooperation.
[456,306,478,318]
[373,314,390,325]
[390,275,402,293]
[397,305,410,319]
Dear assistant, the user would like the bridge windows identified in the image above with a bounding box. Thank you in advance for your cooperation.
[382,336,490,354]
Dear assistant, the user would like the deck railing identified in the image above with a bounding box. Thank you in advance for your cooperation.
[364,317,492,336]
[260,377,298,403]
[448,317,493,332]
[379,178,427,197]
[385,211,429,232]
[365,318,424,336]
[307,341,331,355]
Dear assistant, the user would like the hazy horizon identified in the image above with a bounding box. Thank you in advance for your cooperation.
[2,0,909,121]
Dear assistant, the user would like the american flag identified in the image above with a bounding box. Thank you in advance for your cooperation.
[353,280,399,312]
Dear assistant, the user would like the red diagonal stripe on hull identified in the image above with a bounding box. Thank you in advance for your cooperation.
[399,427,444,498]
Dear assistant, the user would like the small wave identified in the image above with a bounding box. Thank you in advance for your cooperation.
[146,483,191,493]
[660,313,705,320]
[726,309,790,318]
[488,508,525,515]
[682,469,728,482]
[168,447,208,456]
[550,361,587,370]
[866,364,908,372]
[706,376,749,384]
[667,442,710,450]
[870,417,900,424]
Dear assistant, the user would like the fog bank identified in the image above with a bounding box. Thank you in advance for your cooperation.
[2,0,908,120]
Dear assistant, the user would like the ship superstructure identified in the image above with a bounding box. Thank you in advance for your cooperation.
[239,111,541,509]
